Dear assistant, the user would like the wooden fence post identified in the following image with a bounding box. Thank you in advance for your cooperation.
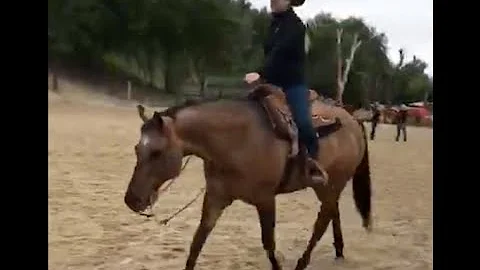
[127,80,132,100]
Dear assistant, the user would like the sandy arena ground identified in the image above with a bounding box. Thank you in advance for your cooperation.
[48,97,432,270]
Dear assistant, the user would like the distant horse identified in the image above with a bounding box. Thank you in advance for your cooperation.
[124,84,372,270]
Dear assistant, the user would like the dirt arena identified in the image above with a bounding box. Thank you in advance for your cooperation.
[48,96,432,270]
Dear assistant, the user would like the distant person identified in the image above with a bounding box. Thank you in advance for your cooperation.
[370,102,381,140]
[395,104,408,142]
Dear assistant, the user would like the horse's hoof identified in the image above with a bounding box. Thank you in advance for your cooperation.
[271,264,282,270]
[294,258,308,270]
[334,256,345,262]
[363,218,373,232]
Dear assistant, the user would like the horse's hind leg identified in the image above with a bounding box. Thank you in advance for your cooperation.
[331,201,344,259]
[184,192,232,270]
[294,202,334,270]
[256,199,281,270]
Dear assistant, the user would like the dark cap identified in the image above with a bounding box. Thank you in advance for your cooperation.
[291,0,305,7]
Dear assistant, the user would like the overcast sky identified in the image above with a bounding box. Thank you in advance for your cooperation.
[248,0,433,76]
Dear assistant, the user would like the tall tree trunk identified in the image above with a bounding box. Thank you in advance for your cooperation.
[335,29,362,105]
[336,29,344,104]
[390,49,405,104]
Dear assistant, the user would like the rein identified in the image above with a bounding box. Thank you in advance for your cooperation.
[140,156,207,225]
[158,156,192,193]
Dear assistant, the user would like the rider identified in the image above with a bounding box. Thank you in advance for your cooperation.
[244,0,328,184]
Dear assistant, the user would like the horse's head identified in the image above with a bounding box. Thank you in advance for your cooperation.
[124,105,184,214]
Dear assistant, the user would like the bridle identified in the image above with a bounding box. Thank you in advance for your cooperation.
[139,156,206,225]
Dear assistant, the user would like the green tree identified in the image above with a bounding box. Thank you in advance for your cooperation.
[48,0,432,106]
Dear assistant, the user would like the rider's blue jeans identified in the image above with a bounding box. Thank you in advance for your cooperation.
[283,84,318,158]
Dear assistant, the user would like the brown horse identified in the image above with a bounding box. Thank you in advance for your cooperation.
[124,91,372,270]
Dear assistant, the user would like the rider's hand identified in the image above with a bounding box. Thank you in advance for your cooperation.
[244,72,260,84]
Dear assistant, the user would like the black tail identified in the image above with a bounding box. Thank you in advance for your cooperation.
[352,120,372,230]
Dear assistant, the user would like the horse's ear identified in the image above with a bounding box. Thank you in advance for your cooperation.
[152,111,164,127]
[137,104,149,123]
[153,113,176,139]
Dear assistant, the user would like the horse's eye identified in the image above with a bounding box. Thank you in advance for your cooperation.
[150,150,162,160]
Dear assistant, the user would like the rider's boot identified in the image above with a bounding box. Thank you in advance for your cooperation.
[307,157,329,185]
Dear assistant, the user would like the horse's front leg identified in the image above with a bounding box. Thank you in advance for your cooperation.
[184,192,232,270]
[295,202,334,270]
[256,199,281,270]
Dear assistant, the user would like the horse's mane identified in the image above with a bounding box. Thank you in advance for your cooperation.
[138,100,206,132]
[157,99,203,119]
[139,96,258,134]
[158,96,251,119]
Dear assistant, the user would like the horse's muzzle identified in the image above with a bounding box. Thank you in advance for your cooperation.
[124,189,148,213]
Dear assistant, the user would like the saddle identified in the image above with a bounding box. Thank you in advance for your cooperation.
[248,84,342,158]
